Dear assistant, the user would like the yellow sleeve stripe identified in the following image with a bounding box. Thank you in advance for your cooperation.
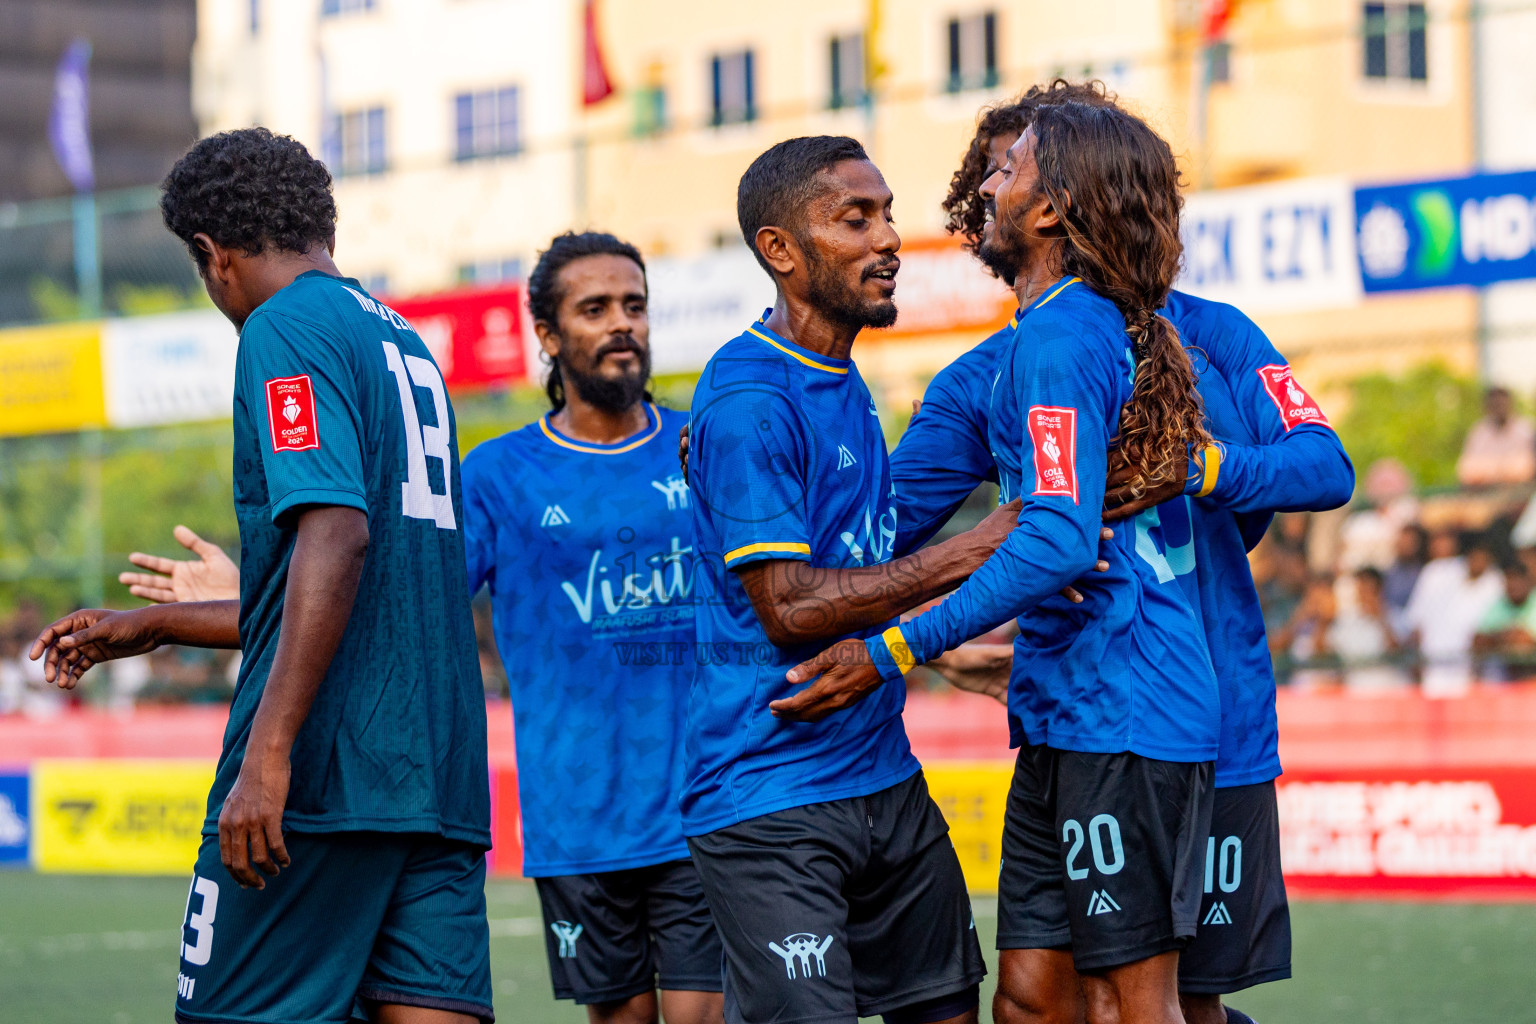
[882,625,917,676]
[723,541,812,565]
[1195,444,1222,498]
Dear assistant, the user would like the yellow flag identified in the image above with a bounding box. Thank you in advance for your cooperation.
[865,0,888,91]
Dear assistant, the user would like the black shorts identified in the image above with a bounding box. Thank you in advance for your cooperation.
[1179,780,1292,995]
[996,743,1214,972]
[534,858,723,1005]
[687,771,986,1024]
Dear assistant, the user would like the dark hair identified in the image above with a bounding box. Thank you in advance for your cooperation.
[943,79,1116,263]
[160,127,336,271]
[527,231,648,411]
[1354,566,1385,589]
[737,135,870,276]
[1028,101,1212,494]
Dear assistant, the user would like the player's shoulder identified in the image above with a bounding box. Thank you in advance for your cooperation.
[1016,281,1124,369]
[693,333,802,424]
[928,324,1013,399]
[1163,289,1260,336]
[655,404,691,432]
[461,421,543,479]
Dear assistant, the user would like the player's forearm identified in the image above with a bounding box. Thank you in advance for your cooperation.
[1201,430,1354,513]
[740,529,1000,647]
[245,506,368,761]
[133,600,242,648]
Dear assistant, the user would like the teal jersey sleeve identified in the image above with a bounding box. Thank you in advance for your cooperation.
[876,316,1116,673]
[692,386,813,570]
[237,310,368,522]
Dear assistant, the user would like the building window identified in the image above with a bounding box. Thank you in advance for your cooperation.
[323,106,387,177]
[710,50,755,126]
[1208,39,1232,84]
[454,87,521,160]
[829,33,867,110]
[1363,3,1428,82]
[320,0,375,15]
[456,258,523,286]
[946,12,998,93]
[633,83,666,137]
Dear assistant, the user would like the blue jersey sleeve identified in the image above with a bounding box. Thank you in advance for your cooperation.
[872,323,1111,674]
[461,450,496,595]
[694,387,812,570]
[237,310,367,522]
[890,369,997,556]
[1186,306,1354,513]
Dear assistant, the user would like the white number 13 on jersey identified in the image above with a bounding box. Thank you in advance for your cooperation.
[383,341,456,530]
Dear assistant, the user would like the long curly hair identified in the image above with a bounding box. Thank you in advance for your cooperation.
[942,79,1116,264]
[1028,101,1211,494]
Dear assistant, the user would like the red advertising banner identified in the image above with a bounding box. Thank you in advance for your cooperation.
[1278,767,1536,900]
[389,285,528,391]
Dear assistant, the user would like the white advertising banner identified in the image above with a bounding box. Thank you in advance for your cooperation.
[646,249,775,374]
[1177,176,1363,314]
[102,310,238,428]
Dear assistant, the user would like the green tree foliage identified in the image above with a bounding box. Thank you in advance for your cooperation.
[1335,361,1485,492]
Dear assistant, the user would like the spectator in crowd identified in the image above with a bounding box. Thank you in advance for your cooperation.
[1328,567,1410,694]
[1337,458,1418,572]
[1259,544,1311,659]
[1456,386,1535,488]
[1405,532,1505,697]
[1382,523,1429,638]
[1473,559,1536,682]
[1271,573,1339,689]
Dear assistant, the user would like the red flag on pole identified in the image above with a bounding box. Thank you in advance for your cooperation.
[1202,0,1231,41]
[583,0,615,106]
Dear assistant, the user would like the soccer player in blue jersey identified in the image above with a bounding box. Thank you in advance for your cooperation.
[905,83,1355,1024]
[686,136,1035,1024]
[29,128,493,1024]
[461,232,724,1024]
[783,106,1223,1024]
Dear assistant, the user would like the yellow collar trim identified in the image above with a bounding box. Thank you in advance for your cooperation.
[539,402,664,455]
[747,325,850,375]
[1030,276,1082,312]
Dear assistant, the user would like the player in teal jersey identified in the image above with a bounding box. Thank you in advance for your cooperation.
[463,232,724,1024]
[30,128,492,1024]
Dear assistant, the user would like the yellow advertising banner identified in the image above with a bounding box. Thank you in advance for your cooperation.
[33,760,213,875]
[924,761,1013,892]
[0,322,106,437]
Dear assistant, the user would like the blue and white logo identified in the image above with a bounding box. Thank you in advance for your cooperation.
[768,932,834,980]
[551,920,583,958]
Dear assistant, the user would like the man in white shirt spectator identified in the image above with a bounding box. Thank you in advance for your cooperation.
[1405,532,1505,697]
[1456,387,1535,487]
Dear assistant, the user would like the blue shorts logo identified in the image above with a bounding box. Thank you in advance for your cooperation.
[551,920,583,958]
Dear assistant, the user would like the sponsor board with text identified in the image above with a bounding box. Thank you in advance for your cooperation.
[32,760,213,875]
[0,773,28,866]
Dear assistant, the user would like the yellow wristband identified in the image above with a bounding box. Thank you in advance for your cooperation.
[1195,444,1222,498]
[881,625,917,676]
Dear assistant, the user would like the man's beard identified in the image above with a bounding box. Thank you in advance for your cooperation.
[978,203,1028,284]
[559,338,651,413]
[803,242,899,331]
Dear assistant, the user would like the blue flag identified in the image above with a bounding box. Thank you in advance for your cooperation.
[49,38,94,194]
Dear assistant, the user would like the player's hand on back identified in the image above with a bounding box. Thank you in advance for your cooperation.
[773,639,885,723]
[1101,448,1188,522]
[219,751,292,890]
[677,424,691,476]
[119,525,240,604]
[28,608,164,689]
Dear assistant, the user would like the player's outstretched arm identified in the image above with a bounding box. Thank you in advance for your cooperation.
[29,601,241,689]
[737,497,1022,649]
[119,525,240,603]
[219,505,368,890]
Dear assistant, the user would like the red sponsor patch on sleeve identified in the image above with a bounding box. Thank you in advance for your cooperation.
[265,375,321,453]
[1027,405,1078,503]
[1256,364,1331,431]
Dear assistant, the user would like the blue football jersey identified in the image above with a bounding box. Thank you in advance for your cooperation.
[218,271,489,845]
[683,316,920,835]
[462,404,696,876]
[872,278,1220,762]
[889,319,1014,556]
[1162,291,1354,786]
